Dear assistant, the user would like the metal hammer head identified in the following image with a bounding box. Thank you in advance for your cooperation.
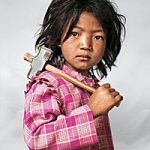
[27,46,53,79]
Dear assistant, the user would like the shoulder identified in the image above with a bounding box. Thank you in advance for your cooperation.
[36,70,67,87]
[25,71,67,94]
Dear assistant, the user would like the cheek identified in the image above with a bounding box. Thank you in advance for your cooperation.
[95,45,105,58]
[93,47,105,64]
[61,39,74,52]
[99,49,105,58]
[61,43,69,55]
[61,45,72,60]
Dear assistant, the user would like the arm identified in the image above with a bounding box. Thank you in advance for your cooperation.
[24,79,98,150]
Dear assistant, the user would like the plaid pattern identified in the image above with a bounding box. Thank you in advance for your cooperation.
[24,65,114,150]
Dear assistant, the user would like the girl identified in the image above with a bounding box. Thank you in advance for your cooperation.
[24,0,126,149]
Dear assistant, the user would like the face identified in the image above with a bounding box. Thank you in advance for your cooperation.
[60,11,106,75]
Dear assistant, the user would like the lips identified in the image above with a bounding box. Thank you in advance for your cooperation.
[76,54,91,61]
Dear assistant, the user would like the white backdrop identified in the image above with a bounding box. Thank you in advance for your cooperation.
[0,0,150,150]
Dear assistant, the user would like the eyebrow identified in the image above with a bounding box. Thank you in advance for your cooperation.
[74,25,104,33]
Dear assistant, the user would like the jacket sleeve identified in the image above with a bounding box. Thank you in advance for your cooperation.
[23,78,98,150]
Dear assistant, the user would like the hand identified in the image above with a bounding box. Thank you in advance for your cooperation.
[87,83,123,118]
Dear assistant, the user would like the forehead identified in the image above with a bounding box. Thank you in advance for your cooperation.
[76,11,102,29]
[62,11,104,41]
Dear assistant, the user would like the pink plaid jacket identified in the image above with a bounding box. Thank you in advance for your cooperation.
[24,65,114,150]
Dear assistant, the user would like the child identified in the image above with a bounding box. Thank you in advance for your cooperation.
[24,0,126,149]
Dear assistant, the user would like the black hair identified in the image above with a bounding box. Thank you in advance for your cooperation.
[35,0,126,78]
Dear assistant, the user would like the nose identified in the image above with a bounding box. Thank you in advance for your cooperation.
[80,34,92,51]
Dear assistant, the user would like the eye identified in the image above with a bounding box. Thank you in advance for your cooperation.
[95,35,104,41]
[70,32,79,37]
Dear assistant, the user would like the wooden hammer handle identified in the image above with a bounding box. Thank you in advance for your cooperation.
[24,53,96,93]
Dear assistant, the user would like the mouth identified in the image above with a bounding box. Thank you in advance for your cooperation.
[76,55,91,61]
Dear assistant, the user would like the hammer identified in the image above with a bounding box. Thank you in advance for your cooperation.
[24,46,95,93]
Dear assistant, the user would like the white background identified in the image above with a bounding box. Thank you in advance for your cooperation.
[0,0,150,149]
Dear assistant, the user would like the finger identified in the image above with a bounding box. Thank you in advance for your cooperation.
[115,95,123,103]
[116,101,121,107]
[102,83,111,88]
[109,88,115,92]
[115,95,123,107]
[111,91,119,97]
